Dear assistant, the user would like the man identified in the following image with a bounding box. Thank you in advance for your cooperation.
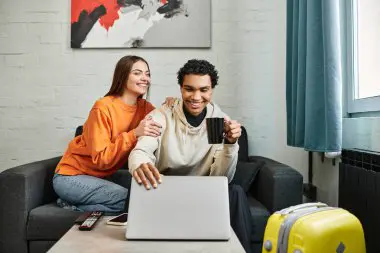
[128,59,252,253]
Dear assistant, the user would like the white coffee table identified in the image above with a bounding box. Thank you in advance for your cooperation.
[48,216,246,253]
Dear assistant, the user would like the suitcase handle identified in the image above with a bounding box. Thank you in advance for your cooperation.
[278,202,328,215]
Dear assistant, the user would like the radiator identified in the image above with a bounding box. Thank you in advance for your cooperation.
[340,149,380,253]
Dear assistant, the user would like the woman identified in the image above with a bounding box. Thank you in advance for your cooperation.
[53,55,163,213]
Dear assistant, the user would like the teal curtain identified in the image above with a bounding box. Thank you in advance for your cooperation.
[286,0,342,152]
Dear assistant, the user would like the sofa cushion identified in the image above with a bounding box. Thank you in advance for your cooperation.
[247,195,270,242]
[231,161,264,192]
[27,203,81,240]
[29,241,56,253]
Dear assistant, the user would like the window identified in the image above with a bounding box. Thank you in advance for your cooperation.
[346,0,380,113]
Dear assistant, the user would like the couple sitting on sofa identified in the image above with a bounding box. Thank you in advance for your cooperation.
[52,56,252,253]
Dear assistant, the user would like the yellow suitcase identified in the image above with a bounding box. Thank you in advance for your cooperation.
[262,203,366,253]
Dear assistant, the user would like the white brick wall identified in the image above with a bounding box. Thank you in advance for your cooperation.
[0,0,307,180]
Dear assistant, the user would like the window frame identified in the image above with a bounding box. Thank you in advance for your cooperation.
[346,0,380,114]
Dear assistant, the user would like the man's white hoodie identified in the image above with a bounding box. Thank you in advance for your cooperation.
[128,100,239,182]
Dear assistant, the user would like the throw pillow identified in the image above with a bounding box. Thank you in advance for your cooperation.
[231,160,265,192]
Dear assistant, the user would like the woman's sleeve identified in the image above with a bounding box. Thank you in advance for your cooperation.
[145,101,156,115]
[84,108,137,170]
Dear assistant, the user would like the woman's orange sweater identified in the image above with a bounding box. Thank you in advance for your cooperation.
[55,96,155,178]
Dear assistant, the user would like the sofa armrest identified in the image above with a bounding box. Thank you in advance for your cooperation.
[248,156,303,213]
[0,156,61,253]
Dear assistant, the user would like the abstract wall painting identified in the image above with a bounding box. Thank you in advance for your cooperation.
[71,0,211,48]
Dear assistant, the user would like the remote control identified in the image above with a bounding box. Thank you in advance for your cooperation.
[78,211,103,231]
[74,211,92,225]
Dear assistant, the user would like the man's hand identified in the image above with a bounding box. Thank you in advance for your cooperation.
[132,163,162,190]
[224,119,241,144]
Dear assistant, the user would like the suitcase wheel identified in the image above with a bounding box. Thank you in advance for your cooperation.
[263,240,272,251]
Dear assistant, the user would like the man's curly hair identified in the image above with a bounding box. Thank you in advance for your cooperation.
[177,59,219,88]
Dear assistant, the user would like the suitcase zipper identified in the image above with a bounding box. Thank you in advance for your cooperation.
[276,202,328,215]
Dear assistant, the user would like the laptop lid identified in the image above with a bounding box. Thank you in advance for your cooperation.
[125,176,231,240]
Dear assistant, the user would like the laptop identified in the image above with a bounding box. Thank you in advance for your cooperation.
[125,176,231,241]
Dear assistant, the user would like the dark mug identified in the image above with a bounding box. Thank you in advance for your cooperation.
[206,117,225,144]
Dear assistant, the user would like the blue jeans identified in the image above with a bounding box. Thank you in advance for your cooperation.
[53,174,128,213]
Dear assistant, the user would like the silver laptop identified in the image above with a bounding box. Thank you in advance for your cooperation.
[125,176,231,240]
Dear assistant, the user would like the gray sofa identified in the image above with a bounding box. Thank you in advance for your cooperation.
[0,127,303,253]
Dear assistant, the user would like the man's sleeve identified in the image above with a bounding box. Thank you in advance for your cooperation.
[128,109,166,174]
[209,143,239,183]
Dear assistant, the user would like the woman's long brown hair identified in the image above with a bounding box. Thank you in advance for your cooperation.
[105,55,150,97]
